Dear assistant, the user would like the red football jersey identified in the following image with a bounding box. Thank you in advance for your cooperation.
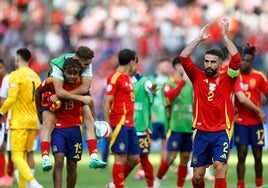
[179,53,240,132]
[39,77,56,108]
[39,77,54,91]
[234,69,268,125]
[39,76,82,128]
[105,70,134,127]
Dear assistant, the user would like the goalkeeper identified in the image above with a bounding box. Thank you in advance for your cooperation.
[36,46,106,172]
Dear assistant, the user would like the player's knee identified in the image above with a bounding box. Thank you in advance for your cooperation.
[166,155,176,165]
[129,155,140,166]
[214,161,227,177]
[11,151,23,164]
[67,161,77,172]
[192,176,204,184]
[54,159,64,169]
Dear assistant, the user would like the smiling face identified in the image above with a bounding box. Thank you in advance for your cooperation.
[63,68,80,84]
[204,54,222,77]
[63,58,82,84]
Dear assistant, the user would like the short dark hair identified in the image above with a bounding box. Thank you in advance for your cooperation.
[205,48,224,61]
[75,46,94,60]
[172,56,181,68]
[16,48,31,62]
[241,43,256,58]
[118,49,136,65]
[64,57,83,74]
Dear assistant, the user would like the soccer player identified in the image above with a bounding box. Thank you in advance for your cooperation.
[136,59,172,181]
[234,43,268,188]
[154,57,192,188]
[103,49,140,188]
[40,46,106,172]
[0,59,14,187]
[0,48,43,188]
[179,18,240,188]
[220,46,266,122]
[131,58,157,188]
[38,58,84,188]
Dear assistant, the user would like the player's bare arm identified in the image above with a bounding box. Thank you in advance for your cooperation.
[221,18,238,55]
[235,91,266,123]
[68,76,92,95]
[52,77,93,105]
[102,94,114,126]
[221,18,240,77]
[180,23,211,58]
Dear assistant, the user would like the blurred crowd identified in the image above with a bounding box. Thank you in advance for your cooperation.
[1,0,268,116]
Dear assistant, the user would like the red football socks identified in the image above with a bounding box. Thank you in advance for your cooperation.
[40,141,50,156]
[177,164,187,187]
[113,163,124,188]
[87,139,97,155]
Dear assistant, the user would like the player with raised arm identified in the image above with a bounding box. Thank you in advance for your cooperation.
[179,18,240,188]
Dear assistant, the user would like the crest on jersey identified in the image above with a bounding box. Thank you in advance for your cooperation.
[208,83,216,92]
[106,84,112,92]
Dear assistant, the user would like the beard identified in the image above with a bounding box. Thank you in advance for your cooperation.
[205,68,217,77]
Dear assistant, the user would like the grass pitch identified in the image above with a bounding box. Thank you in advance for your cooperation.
[8,150,268,188]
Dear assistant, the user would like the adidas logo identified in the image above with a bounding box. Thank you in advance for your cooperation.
[142,148,149,153]
[220,153,227,159]
[73,154,80,159]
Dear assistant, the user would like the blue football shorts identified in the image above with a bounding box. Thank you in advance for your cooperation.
[151,122,166,140]
[234,123,265,147]
[51,126,82,161]
[136,132,151,156]
[110,125,140,155]
[191,130,230,167]
[167,132,192,152]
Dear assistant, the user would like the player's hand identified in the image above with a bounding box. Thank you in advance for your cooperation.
[149,84,158,94]
[81,95,93,105]
[198,23,211,42]
[49,94,59,103]
[258,110,267,123]
[221,18,229,38]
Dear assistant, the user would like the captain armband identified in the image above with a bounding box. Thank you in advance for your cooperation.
[227,68,239,78]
